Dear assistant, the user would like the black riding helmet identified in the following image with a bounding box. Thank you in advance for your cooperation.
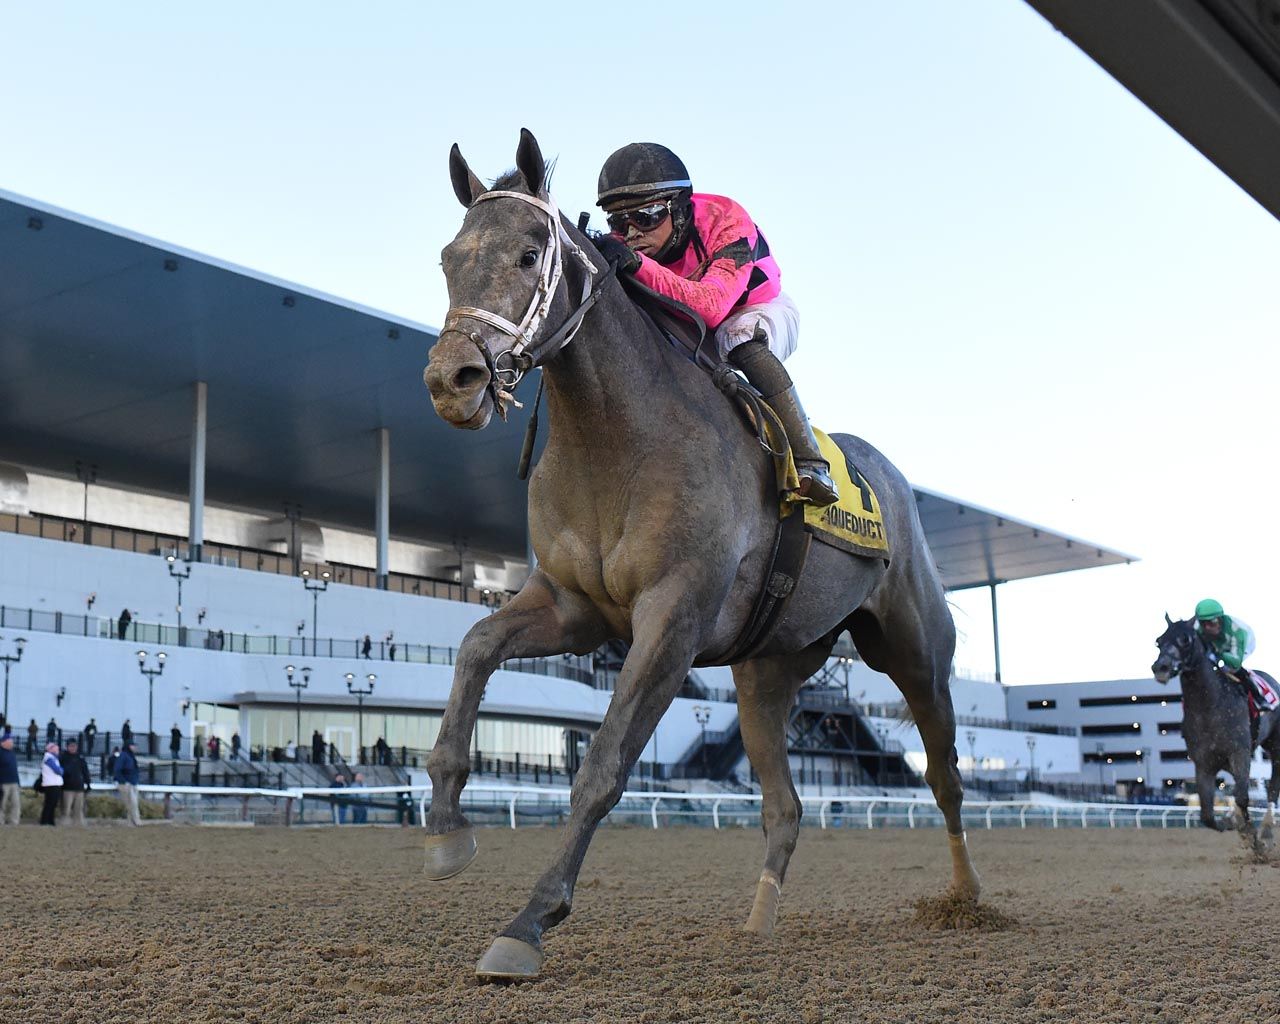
[597,143,695,264]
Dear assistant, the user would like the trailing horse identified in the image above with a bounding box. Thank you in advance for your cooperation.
[421,130,979,980]
[1151,615,1280,840]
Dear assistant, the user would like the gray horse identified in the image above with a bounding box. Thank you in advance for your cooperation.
[422,130,979,980]
[1151,615,1280,839]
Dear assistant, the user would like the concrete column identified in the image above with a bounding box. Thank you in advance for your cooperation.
[375,427,390,590]
[188,381,208,562]
[989,582,1002,684]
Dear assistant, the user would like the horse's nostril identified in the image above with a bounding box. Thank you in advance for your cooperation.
[453,365,488,392]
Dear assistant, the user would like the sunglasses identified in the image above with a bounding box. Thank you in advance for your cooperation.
[605,202,671,234]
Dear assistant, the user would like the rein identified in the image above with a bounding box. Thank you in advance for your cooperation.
[442,190,602,419]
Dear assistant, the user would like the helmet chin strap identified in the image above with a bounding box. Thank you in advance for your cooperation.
[444,190,597,417]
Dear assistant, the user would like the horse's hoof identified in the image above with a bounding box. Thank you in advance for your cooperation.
[424,826,477,880]
[476,937,543,981]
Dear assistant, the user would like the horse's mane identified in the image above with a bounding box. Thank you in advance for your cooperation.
[491,161,557,194]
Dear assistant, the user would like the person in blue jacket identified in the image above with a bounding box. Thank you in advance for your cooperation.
[113,739,142,826]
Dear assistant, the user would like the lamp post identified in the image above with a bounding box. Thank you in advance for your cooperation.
[965,730,977,786]
[875,724,888,784]
[75,460,97,544]
[345,672,375,764]
[693,704,711,778]
[839,656,853,702]
[0,636,27,722]
[166,554,192,639]
[285,664,311,754]
[136,649,167,755]
[1025,735,1037,789]
[1095,742,1105,790]
[301,569,331,656]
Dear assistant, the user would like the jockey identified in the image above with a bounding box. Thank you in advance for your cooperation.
[594,142,838,507]
[1195,598,1254,675]
[1194,599,1276,712]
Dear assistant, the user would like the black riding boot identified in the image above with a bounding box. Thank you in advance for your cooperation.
[729,338,839,507]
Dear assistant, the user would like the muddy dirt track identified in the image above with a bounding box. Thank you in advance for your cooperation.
[1,823,1277,1023]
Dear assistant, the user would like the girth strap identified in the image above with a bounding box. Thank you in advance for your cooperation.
[695,507,811,667]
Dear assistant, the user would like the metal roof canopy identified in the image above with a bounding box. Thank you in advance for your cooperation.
[916,487,1133,592]
[0,187,538,558]
[0,188,1134,605]
[1026,0,1280,222]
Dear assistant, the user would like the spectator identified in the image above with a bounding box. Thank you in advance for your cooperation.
[311,730,325,766]
[83,718,98,756]
[215,629,226,651]
[114,740,142,826]
[169,725,181,760]
[0,734,19,825]
[46,717,58,744]
[375,737,389,766]
[39,742,64,826]
[58,738,91,827]
[26,719,38,758]
[117,607,132,641]
[396,789,414,827]
[351,772,368,824]
[105,745,120,780]
[231,732,241,760]
[121,719,133,747]
[362,634,372,659]
[332,775,348,824]
[285,739,297,762]
[208,735,220,761]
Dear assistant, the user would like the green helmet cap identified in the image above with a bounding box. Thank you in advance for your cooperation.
[1195,598,1224,621]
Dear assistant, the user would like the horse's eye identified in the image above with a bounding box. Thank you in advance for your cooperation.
[520,249,539,268]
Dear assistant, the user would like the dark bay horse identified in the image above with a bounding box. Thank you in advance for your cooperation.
[1152,616,1280,840]
[421,130,978,980]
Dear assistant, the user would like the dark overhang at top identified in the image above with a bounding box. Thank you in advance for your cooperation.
[1026,0,1280,222]
[915,487,1135,591]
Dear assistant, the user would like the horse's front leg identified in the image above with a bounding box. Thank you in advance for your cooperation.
[423,571,605,879]
[1229,752,1259,849]
[1194,763,1224,831]
[475,582,703,980]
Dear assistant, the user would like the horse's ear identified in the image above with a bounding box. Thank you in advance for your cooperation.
[1164,612,1173,626]
[515,128,546,195]
[449,144,485,208]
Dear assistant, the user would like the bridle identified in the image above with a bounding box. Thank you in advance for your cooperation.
[441,189,612,418]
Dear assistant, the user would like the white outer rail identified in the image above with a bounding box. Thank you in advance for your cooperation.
[128,784,1217,833]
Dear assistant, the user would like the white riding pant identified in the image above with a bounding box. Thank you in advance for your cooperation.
[714,292,799,362]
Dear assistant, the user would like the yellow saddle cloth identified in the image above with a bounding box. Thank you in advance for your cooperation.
[778,428,890,561]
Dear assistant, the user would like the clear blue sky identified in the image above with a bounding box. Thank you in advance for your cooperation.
[2,1,1277,684]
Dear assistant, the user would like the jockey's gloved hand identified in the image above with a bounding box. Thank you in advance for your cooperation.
[595,235,641,275]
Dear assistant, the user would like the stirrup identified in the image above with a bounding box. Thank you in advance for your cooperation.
[796,461,839,507]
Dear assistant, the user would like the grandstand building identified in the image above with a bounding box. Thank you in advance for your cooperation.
[1,186,1136,795]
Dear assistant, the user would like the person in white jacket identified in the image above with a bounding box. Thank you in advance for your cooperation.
[39,742,63,826]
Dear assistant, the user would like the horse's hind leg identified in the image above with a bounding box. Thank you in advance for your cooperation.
[732,640,835,937]
[852,586,979,899]
[423,571,605,879]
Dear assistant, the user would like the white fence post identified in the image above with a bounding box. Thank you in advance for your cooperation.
[651,798,661,829]
[866,800,877,830]
[712,798,723,830]
[1019,804,1029,829]
[509,795,517,829]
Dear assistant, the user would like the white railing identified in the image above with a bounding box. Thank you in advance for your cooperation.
[130,782,1262,831]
